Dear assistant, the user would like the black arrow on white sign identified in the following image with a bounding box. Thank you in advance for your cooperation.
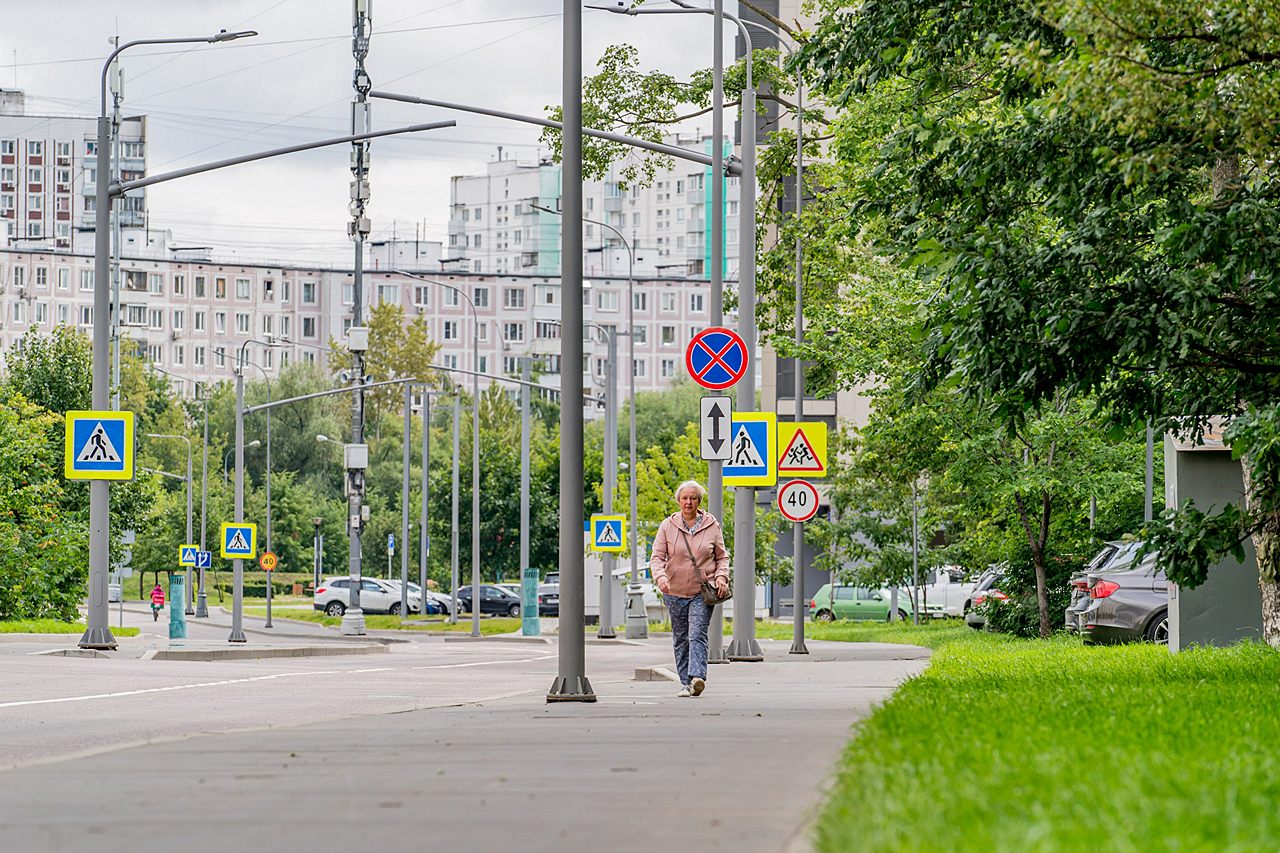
[700,396,733,461]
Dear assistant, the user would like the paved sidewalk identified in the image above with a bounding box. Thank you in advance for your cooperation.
[0,637,927,853]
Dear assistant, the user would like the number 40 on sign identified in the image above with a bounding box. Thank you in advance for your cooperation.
[778,479,820,523]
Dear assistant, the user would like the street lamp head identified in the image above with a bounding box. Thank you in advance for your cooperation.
[210,29,258,42]
[316,434,331,443]
[586,2,637,14]
[247,440,262,449]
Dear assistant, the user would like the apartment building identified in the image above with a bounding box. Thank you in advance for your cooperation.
[0,233,729,407]
[446,135,741,282]
[0,89,147,250]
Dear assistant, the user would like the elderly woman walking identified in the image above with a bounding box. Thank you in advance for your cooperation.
[650,479,730,697]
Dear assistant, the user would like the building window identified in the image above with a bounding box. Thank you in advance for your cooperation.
[57,303,69,325]
[444,354,459,370]
[34,302,47,325]
[502,322,524,343]
[477,322,489,343]
[281,280,291,302]
[472,286,490,308]
[174,274,185,295]
[56,141,70,158]
[122,141,145,159]
[536,321,560,340]
[690,293,705,313]
[477,355,487,374]
[443,321,458,341]
[172,310,184,331]
[173,345,185,366]
[303,317,317,338]
[503,356,520,375]
[280,316,291,339]
[0,140,12,156]
[661,358,675,378]
[632,325,647,344]
[215,347,226,368]
[444,289,459,307]
[236,313,250,334]
[596,291,619,312]
[235,278,251,299]
[261,314,273,335]
[413,286,431,307]
[661,325,676,346]
[194,346,206,366]
[148,309,164,330]
[376,283,399,305]
[633,358,647,378]
[26,192,43,210]
[302,281,316,303]
[215,312,227,334]
[634,292,648,311]
[79,269,94,291]
[342,284,353,305]
[195,275,206,298]
[34,267,47,289]
[215,277,227,299]
[195,311,206,332]
[262,280,274,302]
[503,287,525,309]
[12,267,25,290]
[661,292,677,312]
[147,344,162,365]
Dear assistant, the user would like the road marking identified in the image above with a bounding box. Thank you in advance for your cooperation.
[0,667,394,710]
[411,654,555,670]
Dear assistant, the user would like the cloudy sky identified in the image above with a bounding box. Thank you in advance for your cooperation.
[3,1,726,264]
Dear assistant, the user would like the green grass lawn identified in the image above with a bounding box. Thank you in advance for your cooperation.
[812,626,1280,851]
[0,618,140,637]
[241,607,521,635]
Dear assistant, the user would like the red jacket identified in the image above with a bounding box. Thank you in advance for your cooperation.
[150,587,165,606]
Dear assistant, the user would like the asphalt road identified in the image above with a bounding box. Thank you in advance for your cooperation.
[0,611,929,853]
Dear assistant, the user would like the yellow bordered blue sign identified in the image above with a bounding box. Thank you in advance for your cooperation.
[64,410,135,480]
[723,411,777,487]
[178,544,199,567]
[590,514,627,553]
[220,523,257,559]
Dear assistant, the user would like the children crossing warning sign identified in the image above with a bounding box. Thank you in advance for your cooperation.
[777,422,828,478]
[64,410,135,480]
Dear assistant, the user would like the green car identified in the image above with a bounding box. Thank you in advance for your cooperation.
[807,583,919,622]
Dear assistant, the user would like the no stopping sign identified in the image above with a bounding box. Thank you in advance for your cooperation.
[777,479,820,523]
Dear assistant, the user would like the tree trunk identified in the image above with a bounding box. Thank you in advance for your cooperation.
[1014,491,1053,639]
[1240,456,1280,647]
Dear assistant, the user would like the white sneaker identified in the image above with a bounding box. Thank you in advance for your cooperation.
[690,677,705,697]
[677,686,692,698]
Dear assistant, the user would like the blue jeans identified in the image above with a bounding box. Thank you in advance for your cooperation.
[667,594,711,686]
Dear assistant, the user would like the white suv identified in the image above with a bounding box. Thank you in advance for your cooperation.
[314,577,415,617]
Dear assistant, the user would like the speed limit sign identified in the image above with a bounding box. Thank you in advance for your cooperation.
[777,479,820,523]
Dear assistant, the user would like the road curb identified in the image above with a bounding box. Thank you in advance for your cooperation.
[442,635,553,644]
[140,643,391,661]
[633,665,680,682]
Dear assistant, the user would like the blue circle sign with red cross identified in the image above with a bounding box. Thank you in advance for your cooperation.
[685,326,749,391]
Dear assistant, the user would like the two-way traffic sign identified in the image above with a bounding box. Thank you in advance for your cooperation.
[64,410,135,481]
[195,550,212,570]
[700,396,733,461]
[220,523,257,559]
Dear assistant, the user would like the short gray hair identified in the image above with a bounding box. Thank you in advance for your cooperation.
[675,480,707,503]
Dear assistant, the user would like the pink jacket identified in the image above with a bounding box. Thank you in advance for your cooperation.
[650,511,730,598]
[150,586,165,606]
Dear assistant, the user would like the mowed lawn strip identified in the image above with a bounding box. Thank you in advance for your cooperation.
[240,606,521,635]
[812,626,1280,852]
[0,619,140,637]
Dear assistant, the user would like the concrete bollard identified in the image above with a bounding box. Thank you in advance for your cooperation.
[169,574,187,640]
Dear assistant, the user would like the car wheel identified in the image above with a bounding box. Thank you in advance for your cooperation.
[1145,610,1169,644]
[324,601,345,617]
[815,609,834,622]
[508,603,520,618]
[887,609,910,622]
[389,602,402,616]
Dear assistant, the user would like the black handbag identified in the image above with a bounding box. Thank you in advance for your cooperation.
[681,527,732,607]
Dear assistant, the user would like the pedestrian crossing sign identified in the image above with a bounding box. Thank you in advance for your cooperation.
[777,422,828,478]
[64,410,135,480]
[178,544,199,567]
[220,523,257,559]
[723,412,777,487]
[590,514,627,553]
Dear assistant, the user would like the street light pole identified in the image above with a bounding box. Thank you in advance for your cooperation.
[230,367,247,643]
[237,348,275,628]
[450,391,461,624]
[401,383,411,617]
[600,327,618,639]
[80,27,257,652]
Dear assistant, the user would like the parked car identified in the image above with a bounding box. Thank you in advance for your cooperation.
[537,582,559,616]
[314,577,412,617]
[1065,541,1131,632]
[496,583,523,599]
[456,584,522,617]
[919,565,979,617]
[808,584,920,622]
[1081,552,1168,645]
[963,567,1007,630]
[384,581,449,615]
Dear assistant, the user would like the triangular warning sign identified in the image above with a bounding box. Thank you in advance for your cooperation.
[227,530,249,551]
[76,422,122,463]
[779,427,825,473]
[597,523,621,545]
[728,424,764,468]
[773,425,824,471]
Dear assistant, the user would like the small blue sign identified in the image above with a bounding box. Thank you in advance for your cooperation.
[590,515,626,553]
[196,550,212,569]
[64,410,135,480]
[180,546,198,565]
[722,414,774,485]
[387,533,395,554]
[221,523,256,559]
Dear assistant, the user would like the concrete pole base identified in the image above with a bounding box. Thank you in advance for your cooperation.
[597,626,617,639]
[340,609,367,635]
[624,586,648,639]
[726,637,764,661]
[194,593,209,619]
[227,631,247,644]
[789,640,809,655]
[77,627,118,651]
[546,675,597,702]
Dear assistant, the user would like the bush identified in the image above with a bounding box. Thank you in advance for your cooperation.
[979,539,1073,637]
